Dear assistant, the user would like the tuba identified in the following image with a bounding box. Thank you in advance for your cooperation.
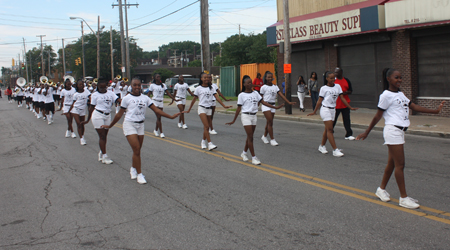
[17,77,27,87]
[63,75,75,84]
[40,76,48,84]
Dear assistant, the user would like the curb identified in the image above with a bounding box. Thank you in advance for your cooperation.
[215,110,450,139]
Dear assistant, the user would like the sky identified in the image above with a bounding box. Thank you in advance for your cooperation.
[0,0,277,73]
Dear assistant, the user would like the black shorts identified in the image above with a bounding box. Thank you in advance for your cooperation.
[26,97,32,102]
[45,103,55,112]
[53,95,60,101]
[39,102,45,109]
[17,96,24,102]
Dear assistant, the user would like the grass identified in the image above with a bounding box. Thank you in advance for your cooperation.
[227,108,237,112]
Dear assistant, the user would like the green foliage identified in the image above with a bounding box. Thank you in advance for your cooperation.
[215,31,275,67]
[25,45,57,82]
[159,41,201,57]
[188,60,202,67]
[152,68,175,82]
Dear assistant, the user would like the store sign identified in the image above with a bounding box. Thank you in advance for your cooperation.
[276,9,361,43]
[386,0,450,28]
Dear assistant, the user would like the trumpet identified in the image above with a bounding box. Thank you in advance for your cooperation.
[93,78,98,84]
[123,77,129,83]
[115,75,121,80]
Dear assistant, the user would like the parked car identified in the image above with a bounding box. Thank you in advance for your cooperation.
[164,77,199,94]
[187,83,199,96]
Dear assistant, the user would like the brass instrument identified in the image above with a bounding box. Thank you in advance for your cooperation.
[93,78,98,84]
[123,77,129,83]
[115,75,121,80]
[17,77,26,87]
[63,75,75,84]
[40,76,48,84]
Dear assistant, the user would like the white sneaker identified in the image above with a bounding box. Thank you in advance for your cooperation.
[98,151,103,162]
[130,167,137,179]
[318,145,328,154]
[209,129,217,135]
[65,130,71,138]
[43,116,46,121]
[102,155,113,164]
[182,124,188,129]
[137,173,147,184]
[160,133,165,138]
[153,130,160,136]
[270,139,278,146]
[71,132,77,138]
[375,187,391,202]
[201,140,207,149]
[252,157,261,165]
[48,120,52,125]
[80,138,87,145]
[333,148,344,157]
[208,142,217,151]
[261,135,269,144]
[241,152,249,162]
[178,122,182,128]
[399,197,420,209]
[345,136,356,140]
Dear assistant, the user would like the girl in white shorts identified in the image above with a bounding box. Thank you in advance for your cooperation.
[58,79,77,138]
[185,72,232,151]
[170,75,194,129]
[69,79,91,145]
[259,71,296,146]
[209,75,231,135]
[102,78,180,185]
[308,71,357,157]
[357,68,445,209]
[147,73,177,138]
[226,75,283,165]
[83,80,119,164]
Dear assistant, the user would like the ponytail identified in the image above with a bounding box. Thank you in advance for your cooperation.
[382,68,396,90]
[241,75,251,92]
[323,71,333,86]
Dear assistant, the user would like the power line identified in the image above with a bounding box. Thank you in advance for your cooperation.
[129,0,199,30]
[129,0,178,21]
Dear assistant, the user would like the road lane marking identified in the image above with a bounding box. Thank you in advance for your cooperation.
[113,124,450,224]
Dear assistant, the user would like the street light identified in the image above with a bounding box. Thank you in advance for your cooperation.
[70,16,104,79]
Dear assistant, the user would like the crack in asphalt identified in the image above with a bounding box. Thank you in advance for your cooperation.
[40,179,53,233]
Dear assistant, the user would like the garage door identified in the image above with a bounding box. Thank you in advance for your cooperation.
[417,33,450,97]
[338,42,392,109]
[291,49,325,96]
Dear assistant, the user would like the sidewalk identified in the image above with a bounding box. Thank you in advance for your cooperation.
[214,102,450,139]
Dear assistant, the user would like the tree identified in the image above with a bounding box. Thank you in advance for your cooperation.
[25,45,57,83]
[152,68,175,82]
[188,60,202,67]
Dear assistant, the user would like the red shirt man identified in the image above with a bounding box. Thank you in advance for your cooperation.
[333,67,355,140]
[252,73,263,92]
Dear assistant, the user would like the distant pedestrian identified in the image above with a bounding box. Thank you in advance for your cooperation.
[333,67,355,140]
[6,87,12,103]
[308,72,319,111]
[252,73,263,93]
[296,75,307,112]
[357,68,445,209]
[226,75,283,165]
[260,71,296,146]
[307,71,358,157]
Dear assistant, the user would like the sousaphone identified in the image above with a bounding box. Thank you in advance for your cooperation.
[17,77,26,87]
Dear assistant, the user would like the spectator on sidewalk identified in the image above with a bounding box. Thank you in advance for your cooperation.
[333,67,355,140]
[296,75,307,112]
[252,73,263,93]
[308,72,319,111]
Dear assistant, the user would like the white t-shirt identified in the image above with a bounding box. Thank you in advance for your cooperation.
[211,84,219,105]
[174,82,189,99]
[121,85,128,97]
[237,91,262,113]
[72,90,91,110]
[378,90,411,127]
[127,85,132,93]
[36,88,44,102]
[107,86,114,92]
[194,85,217,108]
[120,94,153,122]
[112,81,122,94]
[91,90,118,113]
[56,86,62,95]
[60,88,76,106]
[260,84,280,103]
[33,88,39,101]
[319,84,343,108]
[15,87,24,96]
[149,83,167,102]
[43,87,54,103]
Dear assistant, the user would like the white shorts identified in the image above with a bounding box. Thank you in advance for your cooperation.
[211,99,216,107]
[91,110,111,129]
[123,120,145,136]
[383,124,405,145]
[320,107,336,121]
[198,106,212,116]
[153,100,164,108]
[176,98,186,105]
[63,105,71,114]
[241,113,257,126]
[70,107,86,116]
[261,104,276,113]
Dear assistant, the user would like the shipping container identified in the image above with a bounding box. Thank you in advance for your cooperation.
[239,63,277,91]
[220,66,240,97]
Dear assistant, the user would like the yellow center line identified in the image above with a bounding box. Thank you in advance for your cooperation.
[112,124,450,224]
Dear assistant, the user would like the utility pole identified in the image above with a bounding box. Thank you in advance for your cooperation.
[200,0,211,73]
[81,22,86,79]
[173,49,178,68]
[18,54,21,77]
[48,51,51,77]
[239,24,241,41]
[110,26,114,79]
[36,35,45,76]
[283,0,292,114]
[62,39,66,76]
[97,15,100,79]
[22,38,29,82]
[123,0,138,79]
[117,0,126,77]
[28,46,33,82]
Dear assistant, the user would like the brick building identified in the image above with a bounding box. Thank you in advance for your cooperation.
[267,0,450,117]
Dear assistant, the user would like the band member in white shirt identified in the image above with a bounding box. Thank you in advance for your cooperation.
[357,68,445,209]
[185,72,232,150]
[102,78,180,184]
[58,79,77,138]
[308,71,357,157]
[209,74,231,135]
[169,75,194,129]
[83,79,119,164]
[226,75,283,165]
[68,79,91,145]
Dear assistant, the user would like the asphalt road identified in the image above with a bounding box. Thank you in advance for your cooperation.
[1,99,449,249]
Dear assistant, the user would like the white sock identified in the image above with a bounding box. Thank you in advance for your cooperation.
[252,156,257,159]
[103,154,108,158]
[242,151,247,155]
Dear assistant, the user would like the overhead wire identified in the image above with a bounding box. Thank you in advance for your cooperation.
[129,0,178,21]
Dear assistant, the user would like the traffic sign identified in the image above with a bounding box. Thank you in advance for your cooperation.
[284,64,292,74]
[66,71,72,74]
